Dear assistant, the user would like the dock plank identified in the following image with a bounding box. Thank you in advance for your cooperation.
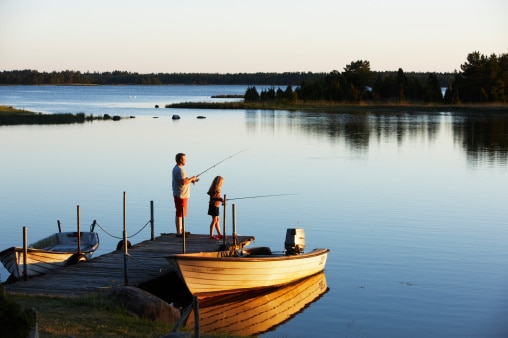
[4,234,254,296]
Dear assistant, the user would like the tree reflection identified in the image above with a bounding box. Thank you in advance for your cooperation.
[454,114,508,166]
[245,110,508,167]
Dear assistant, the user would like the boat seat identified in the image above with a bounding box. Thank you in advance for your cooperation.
[44,245,94,252]
[243,246,272,256]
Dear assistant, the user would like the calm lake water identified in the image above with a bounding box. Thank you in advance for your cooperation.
[1,85,507,337]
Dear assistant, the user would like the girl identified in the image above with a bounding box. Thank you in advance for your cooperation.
[207,176,224,239]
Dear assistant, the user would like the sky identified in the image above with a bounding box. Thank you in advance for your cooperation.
[1,0,507,74]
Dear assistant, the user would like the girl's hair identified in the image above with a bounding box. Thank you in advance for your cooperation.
[207,176,224,195]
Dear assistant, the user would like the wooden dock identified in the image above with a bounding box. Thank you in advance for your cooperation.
[4,233,255,296]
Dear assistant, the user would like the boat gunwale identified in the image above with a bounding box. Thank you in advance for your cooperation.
[1,246,98,255]
[166,248,329,262]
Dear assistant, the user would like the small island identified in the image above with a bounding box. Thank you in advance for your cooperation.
[0,106,123,125]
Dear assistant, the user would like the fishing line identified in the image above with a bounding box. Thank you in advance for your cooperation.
[227,193,299,201]
[195,149,248,178]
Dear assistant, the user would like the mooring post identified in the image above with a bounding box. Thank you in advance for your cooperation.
[232,204,237,247]
[194,296,200,337]
[150,200,154,241]
[172,299,194,334]
[23,226,27,281]
[222,194,227,246]
[182,206,186,254]
[76,205,81,255]
[123,192,128,286]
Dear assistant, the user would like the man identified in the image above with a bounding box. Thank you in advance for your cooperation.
[172,153,198,236]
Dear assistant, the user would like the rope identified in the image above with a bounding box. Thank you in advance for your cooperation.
[124,252,166,271]
[128,220,151,238]
[94,220,151,239]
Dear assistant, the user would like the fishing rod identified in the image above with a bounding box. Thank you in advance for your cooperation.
[196,149,247,178]
[227,193,299,201]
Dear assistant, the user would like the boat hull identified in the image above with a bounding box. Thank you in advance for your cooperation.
[166,248,329,296]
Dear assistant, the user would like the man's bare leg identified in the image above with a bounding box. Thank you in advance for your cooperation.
[175,215,182,234]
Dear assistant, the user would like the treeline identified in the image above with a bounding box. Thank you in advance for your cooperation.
[245,52,508,104]
[0,69,451,87]
[0,71,323,86]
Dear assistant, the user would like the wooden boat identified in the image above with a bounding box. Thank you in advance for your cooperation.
[0,230,100,280]
[166,237,329,296]
[186,272,329,335]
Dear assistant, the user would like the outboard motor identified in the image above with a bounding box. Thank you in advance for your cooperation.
[285,228,305,255]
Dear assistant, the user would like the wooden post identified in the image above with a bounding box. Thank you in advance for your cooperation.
[150,200,154,241]
[76,205,81,255]
[222,194,227,246]
[182,206,186,254]
[193,296,200,337]
[232,204,237,247]
[172,299,194,334]
[23,226,27,281]
[123,192,128,286]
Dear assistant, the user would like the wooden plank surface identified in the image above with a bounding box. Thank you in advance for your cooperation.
[4,233,254,296]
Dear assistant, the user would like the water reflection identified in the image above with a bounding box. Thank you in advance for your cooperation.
[186,272,329,336]
[453,114,508,166]
[245,110,508,167]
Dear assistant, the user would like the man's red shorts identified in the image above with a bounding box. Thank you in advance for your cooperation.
[174,196,188,217]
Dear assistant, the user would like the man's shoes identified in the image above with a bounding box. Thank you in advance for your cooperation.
[176,231,191,238]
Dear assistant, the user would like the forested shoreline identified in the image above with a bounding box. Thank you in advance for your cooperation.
[0,69,452,87]
[241,52,507,105]
[1,51,507,107]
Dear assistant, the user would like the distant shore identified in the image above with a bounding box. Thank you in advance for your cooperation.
[165,101,508,113]
[1,102,506,126]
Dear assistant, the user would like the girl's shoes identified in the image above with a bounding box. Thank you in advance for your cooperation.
[209,235,225,240]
